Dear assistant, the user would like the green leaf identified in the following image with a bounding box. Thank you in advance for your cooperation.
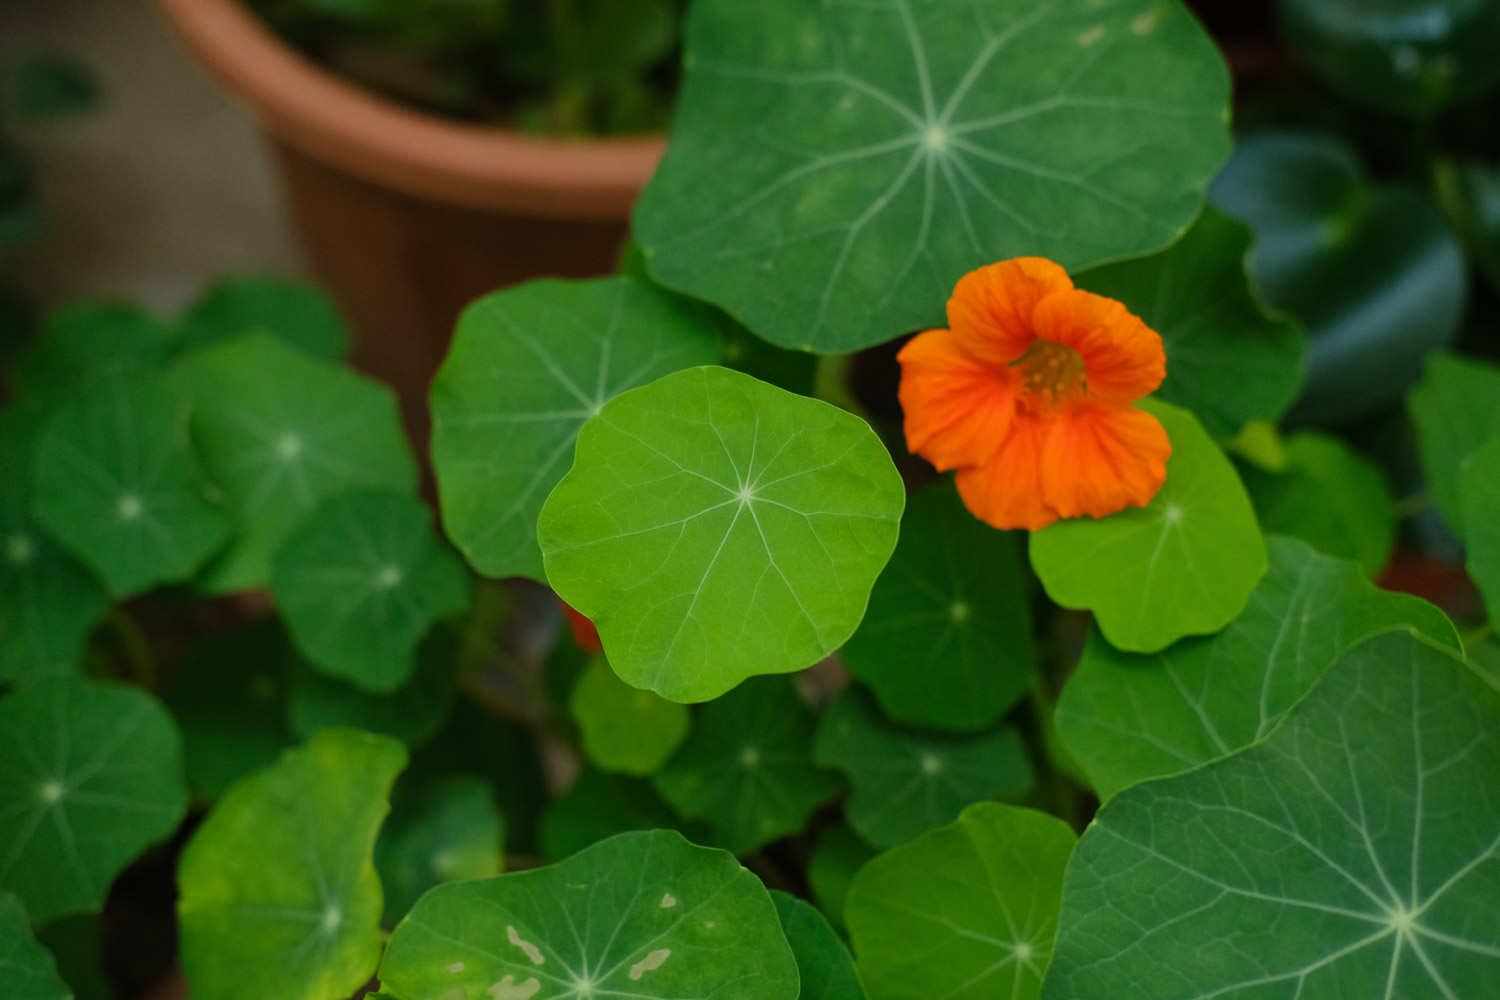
[1240,431,1395,578]
[430,276,721,581]
[171,332,416,592]
[1280,0,1500,117]
[842,483,1034,732]
[177,276,348,359]
[163,621,295,799]
[634,0,1231,352]
[1077,207,1303,439]
[1435,160,1500,295]
[32,372,230,597]
[1408,352,1500,539]
[177,729,407,1000]
[654,677,841,853]
[772,890,866,1000]
[287,628,457,746]
[1055,535,1460,801]
[14,301,179,406]
[570,657,689,776]
[270,489,470,692]
[379,829,800,1000]
[1460,436,1500,627]
[1210,131,1467,426]
[1044,631,1500,998]
[32,915,105,1000]
[808,824,877,932]
[376,775,504,925]
[847,802,1076,1000]
[0,678,187,921]
[1029,399,1266,653]
[814,689,1032,848]
[0,893,72,1000]
[540,365,904,702]
[539,768,684,862]
[5,52,98,122]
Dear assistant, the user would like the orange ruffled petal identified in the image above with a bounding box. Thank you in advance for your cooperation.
[1031,288,1165,405]
[897,328,1019,472]
[1039,402,1171,519]
[955,415,1056,531]
[947,257,1074,366]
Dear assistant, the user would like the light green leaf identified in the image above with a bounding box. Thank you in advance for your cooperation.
[376,775,504,924]
[808,824,877,933]
[654,677,841,853]
[177,729,407,1000]
[634,0,1231,352]
[1077,207,1303,439]
[847,802,1076,1000]
[287,629,457,747]
[431,276,722,581]
[1044,631,1500,998]
[0,893,72,1000]
[32,372,230,598]
[539,365,904,702]
[178,276,348,359]
[1460,436,1500,626]
[842,483,1034,732]
[270,490,470,693]
[172,333,416,592]
[0,678,187,921]
[772,891,866,1000]
[815,689,1031,848]
[379,829,800,1000]
[1240,432,1395,578]
[1056,535,1460,801]
[14,301,178,406]
[1408,352,1500,539]
[1029,399,1266,653]
[539,768,685,862]
[570,657,689,776]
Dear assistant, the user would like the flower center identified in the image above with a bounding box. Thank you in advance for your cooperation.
[1014,339,1087,403]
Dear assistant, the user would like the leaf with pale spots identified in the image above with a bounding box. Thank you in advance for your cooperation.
[773,891,866,1000]
[0,677,188,921]
[846,802,1076,1000]
[814,688,1032,848]
[570,657,690,776]
[654,677,841,854]
[0,893,71,1000]
[1044,631,1500,998]
[177,729,407,1000]
[379,829,799,1000]
[538,365,904,702]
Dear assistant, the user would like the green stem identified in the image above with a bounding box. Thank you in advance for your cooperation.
[1461,622,1493,650]
[1392,491,1431,520]
[813,353,869,421]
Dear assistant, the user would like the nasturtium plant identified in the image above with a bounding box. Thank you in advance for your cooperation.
[269,489,470,693]
[177,729,406,1000]
[842,483,1034,732]
[808,825,877,932]
[379,829,800,1000]
[772,891,866,1000]
[570,657,689,776]
[1046,631,1500,998]
[0,677,187,921]
[539,364,904,702]
[287,630,458,747]
[814,689,1032,849]
[177,276,349,360]
[431,276,721,581]
[0,893,70,1000]
[846,802,1077,1000]
[1056,536,1460,800]
[654,677,841,854]
[539,768,683,862]
[635,0,1231,352]
[1459,437,1500,624]
[1408,352,1500,539]
[13,300,178,405]
[375,774,504,924]
[1030,399,1266,653]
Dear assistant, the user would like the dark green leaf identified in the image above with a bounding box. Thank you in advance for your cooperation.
[808,824,877,932]
[1459,436,1500,627]
[5,52,98,122]
[773,890,866,1000]
[0,893,72,1000]
[1408,352,1500,540]
[177,276,348,359]
[13,302,178,406]
[376,775,504,924]
[539,768,683,862]
[287,628,458,746]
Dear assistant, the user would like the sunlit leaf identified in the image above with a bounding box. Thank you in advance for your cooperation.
[570,657,689,776]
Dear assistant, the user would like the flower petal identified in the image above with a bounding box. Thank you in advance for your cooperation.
[948,257,1074,366]
[1031,288,1165,404]
[955,414,1056,531]
[1039,402,1170,519]
[897,328,1019,471]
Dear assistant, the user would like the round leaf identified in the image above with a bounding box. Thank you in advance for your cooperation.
[287,629,458,746]
[1408,352,1500,540]
[14,301,178,406]
[846,802,1077,1000]
[539,768,684,862]
[654,677,841,853]
[0,678,188,921]
[634,0,1231,352]
[1460,436,1500,626]
[379,829,800,1000]
[1045,631,1500,999]
[539,365,904,702]
[270,490,470,693]
[177,729,407,1000]
[570,657,689,776]
[431,276,722,581]
[815,689,1032,848]
[376,775,505,924]
[1056,535,1460,801]
[772,891,866,1000]
[0,893,71,1000]
[842,483,1035,732]
[178,276,348,359]
[808,824,877,932]
[1029,399,1266,653]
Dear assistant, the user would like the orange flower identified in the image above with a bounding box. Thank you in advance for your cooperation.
[898,257,1170,531]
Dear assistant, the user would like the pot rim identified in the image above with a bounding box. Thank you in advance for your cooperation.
[155,0,665,219]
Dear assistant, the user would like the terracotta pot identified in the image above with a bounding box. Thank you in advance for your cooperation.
[154,0,665,448]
